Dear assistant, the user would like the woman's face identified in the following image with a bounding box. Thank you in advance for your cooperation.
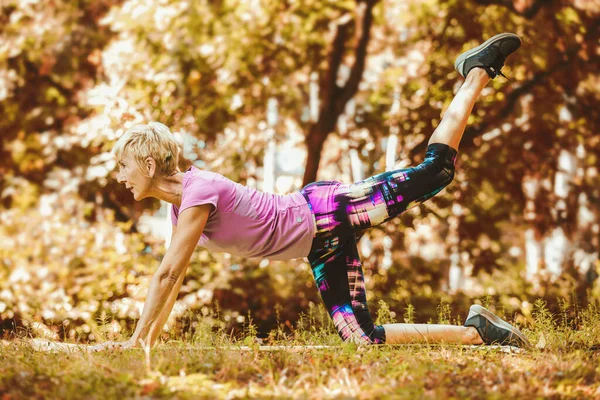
[116,151,152,201]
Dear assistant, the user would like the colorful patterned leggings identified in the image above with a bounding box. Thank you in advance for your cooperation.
[300,143,458,344]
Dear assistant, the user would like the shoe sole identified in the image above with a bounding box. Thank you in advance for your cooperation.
[454,33,521,77]
[469,304,531,347]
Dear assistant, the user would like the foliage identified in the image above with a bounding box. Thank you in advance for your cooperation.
[1,0,599,343]
[0,0,122,186]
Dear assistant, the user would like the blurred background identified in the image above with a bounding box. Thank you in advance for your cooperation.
[0,0,598,342]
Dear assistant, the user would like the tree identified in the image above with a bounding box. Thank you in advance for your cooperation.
[302,0,379,185]
[0,0,122,191]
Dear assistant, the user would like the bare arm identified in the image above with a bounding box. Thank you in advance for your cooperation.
[144,224,187,347]
[129,204,211,347]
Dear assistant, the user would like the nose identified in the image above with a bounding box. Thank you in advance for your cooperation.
[117,170,125,183]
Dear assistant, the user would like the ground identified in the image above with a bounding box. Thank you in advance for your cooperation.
[1,339,599,399]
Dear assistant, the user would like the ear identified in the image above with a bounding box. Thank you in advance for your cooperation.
[145,157,157,178]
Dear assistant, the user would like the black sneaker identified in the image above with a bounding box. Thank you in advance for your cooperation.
[464,304,531,348]
[454,33,521,79]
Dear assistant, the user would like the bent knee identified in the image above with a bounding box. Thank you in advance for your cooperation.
[441,163,455,187]
[424,143,457,189]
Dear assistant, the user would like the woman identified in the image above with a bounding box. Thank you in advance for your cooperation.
[106,33,530,350]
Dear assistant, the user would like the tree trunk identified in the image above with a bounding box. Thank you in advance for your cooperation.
[573,143,599,284]
[303,125,328,186]
[448,203,465,293]
[262,98,279,193]
[385,88,402,171]
[544,148,577,279]
[263,131,276,193]
[522,173,543,287]
[302,0,378,186]
[525,227,542,286]
[349,149,363,182]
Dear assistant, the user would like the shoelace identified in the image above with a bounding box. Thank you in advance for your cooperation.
[479,46,511,80]
[488,66,510,80]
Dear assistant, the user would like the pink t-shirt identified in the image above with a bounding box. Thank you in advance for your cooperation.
[171,167,315,260]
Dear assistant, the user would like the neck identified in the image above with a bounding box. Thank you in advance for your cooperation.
[148,171,186,207]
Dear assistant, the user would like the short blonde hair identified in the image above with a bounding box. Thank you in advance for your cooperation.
[112,122,180,176]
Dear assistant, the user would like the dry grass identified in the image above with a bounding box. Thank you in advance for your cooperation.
[1,340,599,399]
[1,299,599,399]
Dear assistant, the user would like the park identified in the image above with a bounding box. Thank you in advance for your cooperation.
[1,0,599,398]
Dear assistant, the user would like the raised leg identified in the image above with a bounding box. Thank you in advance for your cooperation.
[334,68,491,233]
[428,68,490,150]
[339,143,457,232]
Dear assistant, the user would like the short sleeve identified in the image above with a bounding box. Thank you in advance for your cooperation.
[170,204,179,227]
[179,174,219,218]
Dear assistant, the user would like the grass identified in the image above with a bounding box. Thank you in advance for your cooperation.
[1,300,599,399]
